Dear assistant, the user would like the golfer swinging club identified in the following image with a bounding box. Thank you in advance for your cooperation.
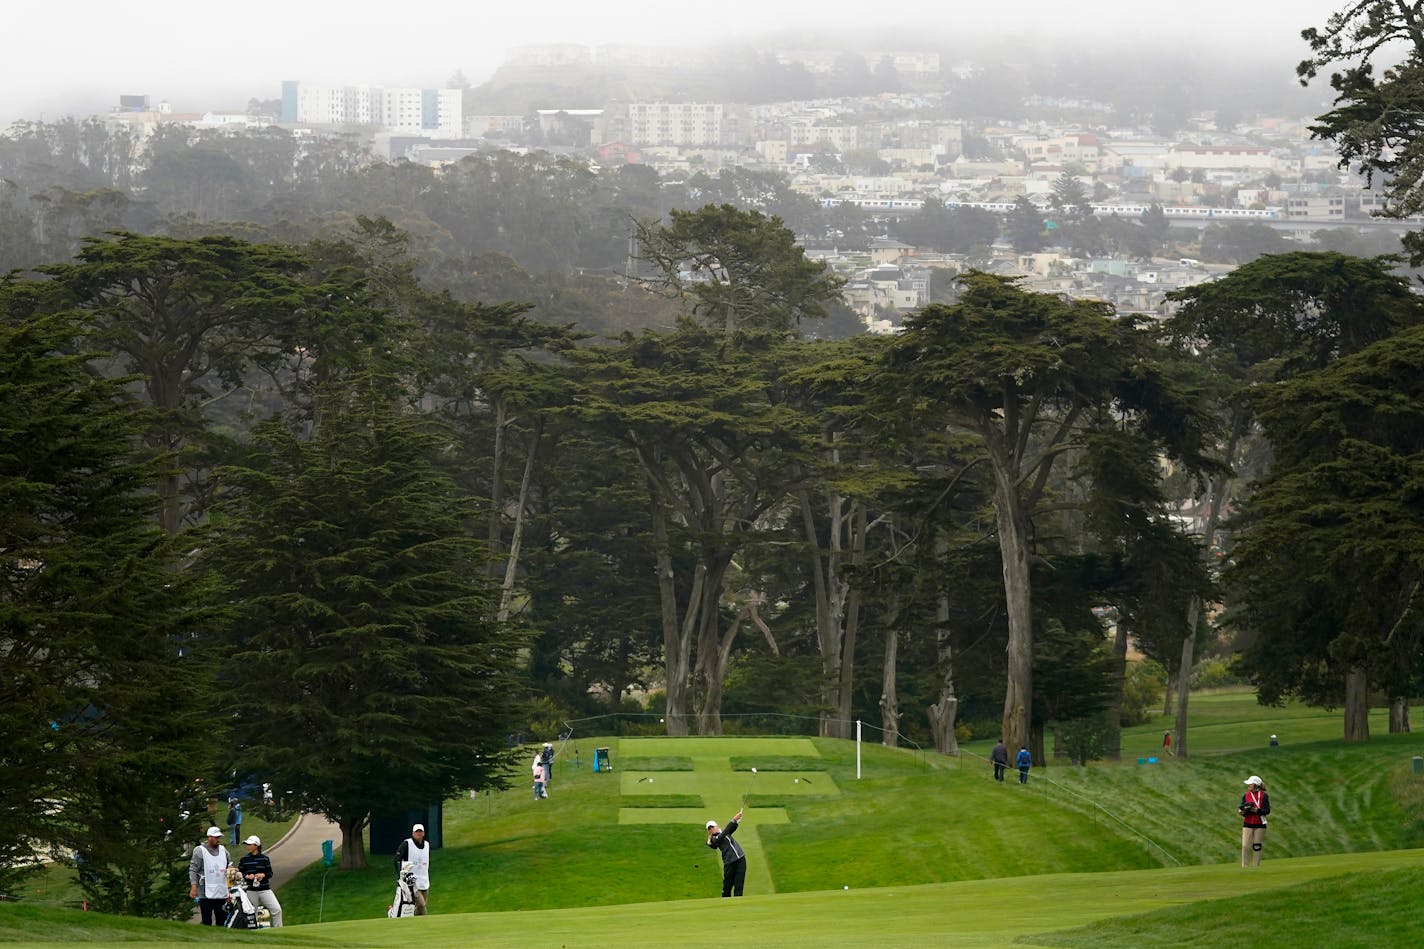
[706,809,747,897]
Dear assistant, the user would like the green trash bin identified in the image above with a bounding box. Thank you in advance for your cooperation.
[1412,756,1423,776]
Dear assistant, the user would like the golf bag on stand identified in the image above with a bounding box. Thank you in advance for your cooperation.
[223,867,261,930]
[387,861,418,918]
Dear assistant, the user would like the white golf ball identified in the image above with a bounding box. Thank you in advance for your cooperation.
[794,778,799,784]
[751,767,757,773]
[843,885,849,890]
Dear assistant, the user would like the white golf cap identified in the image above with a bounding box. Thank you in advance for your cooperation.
[544,742,552,747]
[706,820,717,829]
[244,835,261,846]
[412,823,425,833]
[1244,775,1262,786]
[205,826,222,837]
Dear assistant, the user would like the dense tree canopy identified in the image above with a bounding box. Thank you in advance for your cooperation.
[0,306,218,913]
[1299,2,1424,261]
[1225,324,1424,740]
[204,356,526,868]
[880,272,1215,757]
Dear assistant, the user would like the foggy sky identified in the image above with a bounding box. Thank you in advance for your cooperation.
[3,0,1350,124]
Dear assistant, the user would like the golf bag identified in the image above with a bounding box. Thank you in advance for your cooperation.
[224,868,260,930]
[388,861,419,918]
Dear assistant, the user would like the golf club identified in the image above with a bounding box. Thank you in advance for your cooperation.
[742,766,757,806]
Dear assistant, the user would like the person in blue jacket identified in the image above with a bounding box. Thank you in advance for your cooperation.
[1015,747,1032,784]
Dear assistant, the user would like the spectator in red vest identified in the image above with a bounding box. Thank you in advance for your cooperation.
[1239,775,1271,867]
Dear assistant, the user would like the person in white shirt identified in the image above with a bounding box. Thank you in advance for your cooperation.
[392,823,431,914]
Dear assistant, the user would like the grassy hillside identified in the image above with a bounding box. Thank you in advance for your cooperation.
[261,692,1424,925]
[5,690,1421,947]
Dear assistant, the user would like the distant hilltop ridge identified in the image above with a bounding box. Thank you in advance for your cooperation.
[503,44,717,71]
[502,44,940,75]
[482,43,943,109]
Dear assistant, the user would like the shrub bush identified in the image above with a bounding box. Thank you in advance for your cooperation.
[1121,659,1167,726]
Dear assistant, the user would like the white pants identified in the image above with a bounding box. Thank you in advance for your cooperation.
[1241,825,1266,867]
[246,887,283,927]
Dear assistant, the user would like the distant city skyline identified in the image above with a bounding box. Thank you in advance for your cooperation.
[3,1,1354,124]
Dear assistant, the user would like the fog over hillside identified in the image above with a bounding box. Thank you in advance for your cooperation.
[3,0,1350,123]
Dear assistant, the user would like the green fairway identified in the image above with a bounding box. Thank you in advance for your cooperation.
[5,850,1422,947]
[7,690,1422,947]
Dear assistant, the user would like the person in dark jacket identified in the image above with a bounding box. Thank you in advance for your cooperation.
[238,835,283,927]
[705,810,747,897]
[1239,775,1271,867]
[990,740,1008,782]
[1015,747,1032,784]
[540,742,555,786]
[226,798,243,847]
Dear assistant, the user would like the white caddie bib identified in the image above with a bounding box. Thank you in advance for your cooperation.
[406,839,430,890]
[199,844,229,899]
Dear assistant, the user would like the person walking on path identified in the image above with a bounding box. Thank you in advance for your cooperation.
[705,810,747,897]
[1239,775,1271,867]
[226,798,243,847]
[1015,747,1032,784]
[238,835,283,927]
[990,740,1008,782]
[1163,730,1172,753]
[392,823,431,914]
[533,760,547,800]
[188,826,231,925]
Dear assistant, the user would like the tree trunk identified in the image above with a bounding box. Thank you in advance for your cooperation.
[1107,619,1128,760]
[337,815,367,870]
[880,624,900,747]
[836,584,861,739]
[992,471,1034,756]
[1390,696,1411,733]
[496,421,542,623]
[1343,666,1370,743]
[692,557,733,735]
[1029,724,1046,770]
[798,461,863,741]
[835,504,868,739]
[650,481,692,736]
[1176,414,1244,759]
[927,587,960,755]
[798,485,843,738]
[1173,600,1198,759]
[486,400,507,575]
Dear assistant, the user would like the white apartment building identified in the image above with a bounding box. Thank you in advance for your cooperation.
[789,122,859,151]
[1286,194,1347,221]
[622,103,734,147]
[1169,145,1279,173]
[1016,134,1102,169]
[281,82,462,138]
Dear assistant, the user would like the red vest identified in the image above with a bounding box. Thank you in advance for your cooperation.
[1241,789,1266,826]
